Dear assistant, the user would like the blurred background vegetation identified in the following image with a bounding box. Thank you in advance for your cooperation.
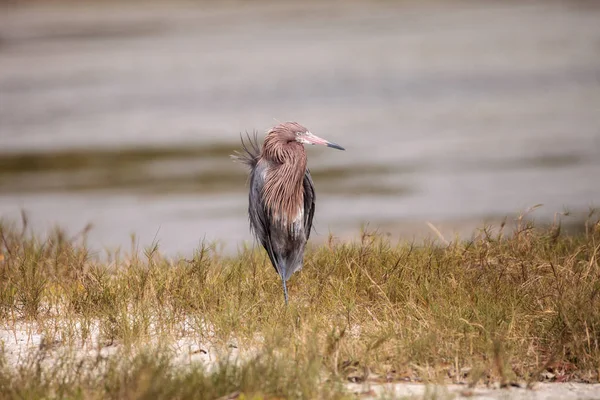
[0,0,599,254]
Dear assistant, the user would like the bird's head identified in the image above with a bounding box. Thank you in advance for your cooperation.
[268,122,345,151]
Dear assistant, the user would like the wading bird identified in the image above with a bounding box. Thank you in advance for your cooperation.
[234,122,345,304]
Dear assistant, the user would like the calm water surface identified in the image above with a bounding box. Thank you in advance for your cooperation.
[1,1,599,254]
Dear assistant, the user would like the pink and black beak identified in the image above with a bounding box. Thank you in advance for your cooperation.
[303,132,345,151]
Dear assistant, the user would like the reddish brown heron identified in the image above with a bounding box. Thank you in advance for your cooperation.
[234,122,344,304]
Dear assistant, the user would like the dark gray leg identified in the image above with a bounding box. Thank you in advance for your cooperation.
[281,277,289,305]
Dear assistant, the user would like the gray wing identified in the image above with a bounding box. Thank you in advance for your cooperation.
[303,169,316,240]
[248,161,267,245]
[248,161,280,275]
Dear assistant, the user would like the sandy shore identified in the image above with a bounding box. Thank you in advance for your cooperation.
[3,321,599,399]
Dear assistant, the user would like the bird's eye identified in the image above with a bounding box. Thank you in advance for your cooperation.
[295,132,301,136]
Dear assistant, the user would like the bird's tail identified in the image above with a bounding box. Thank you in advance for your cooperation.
[231,131,261,168]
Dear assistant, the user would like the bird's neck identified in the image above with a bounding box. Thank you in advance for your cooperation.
[262,143,307,226]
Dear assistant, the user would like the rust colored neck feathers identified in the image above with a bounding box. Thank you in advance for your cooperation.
[261,133,307,225]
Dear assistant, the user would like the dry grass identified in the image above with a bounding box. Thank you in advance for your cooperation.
[1,210,600,399]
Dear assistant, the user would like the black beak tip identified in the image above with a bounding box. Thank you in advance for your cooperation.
[327,142,345,151]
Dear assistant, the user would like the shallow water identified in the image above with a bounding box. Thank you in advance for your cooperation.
[1,1,599,254]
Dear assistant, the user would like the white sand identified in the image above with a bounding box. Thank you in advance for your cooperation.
[3,322,599,399]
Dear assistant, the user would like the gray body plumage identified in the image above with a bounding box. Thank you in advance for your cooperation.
[236,133,315,285]
[233,124,343,304]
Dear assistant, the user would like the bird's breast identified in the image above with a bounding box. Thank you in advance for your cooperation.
[290,206,305,239]
[269,205,305,240]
